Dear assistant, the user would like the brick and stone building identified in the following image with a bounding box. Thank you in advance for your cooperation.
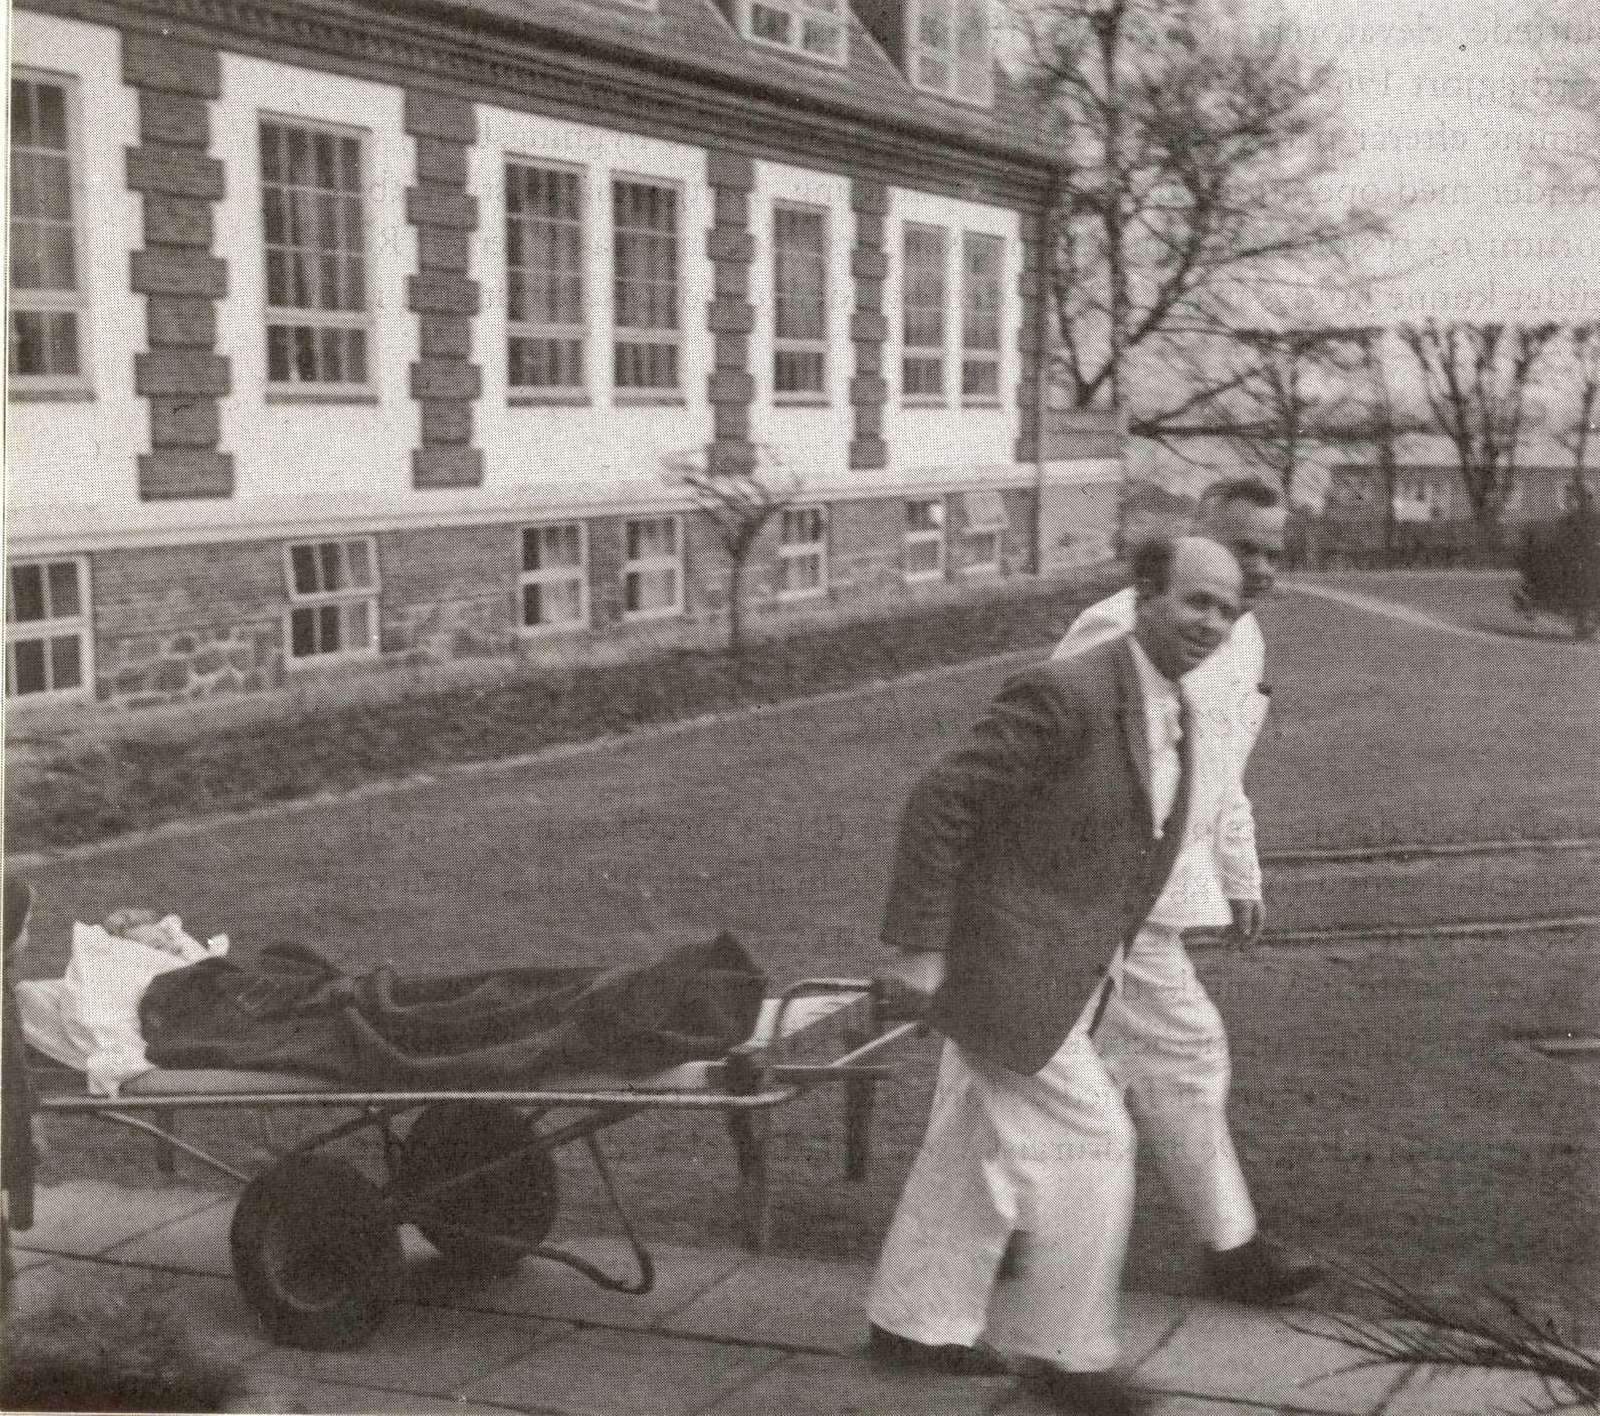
[6,0,1120,715]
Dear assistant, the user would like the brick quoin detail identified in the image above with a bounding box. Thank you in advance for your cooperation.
[122,27,231,500]
[1016,214,1046,465]
[849,178,888,471]
[704,148,756,484]
[405,88,483,489]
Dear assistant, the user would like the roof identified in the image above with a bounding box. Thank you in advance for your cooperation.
[406,0,1053,168]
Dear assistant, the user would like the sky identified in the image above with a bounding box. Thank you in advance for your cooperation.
[1270,0,1600,321]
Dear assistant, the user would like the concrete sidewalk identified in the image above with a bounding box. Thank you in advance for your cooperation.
[10,1181,1555,1416]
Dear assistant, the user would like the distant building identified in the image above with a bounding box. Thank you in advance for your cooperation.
[1322,433,1595,559]
[5,0,1121,716]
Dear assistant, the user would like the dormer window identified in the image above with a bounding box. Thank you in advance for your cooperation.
[742,0,848,64]
[909,0,993,105]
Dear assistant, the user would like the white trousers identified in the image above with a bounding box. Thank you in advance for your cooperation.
[866,925,1257,1370]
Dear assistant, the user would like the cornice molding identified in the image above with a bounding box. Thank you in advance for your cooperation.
[23,0,1052,208]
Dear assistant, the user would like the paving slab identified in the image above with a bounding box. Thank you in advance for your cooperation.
[702,1350,1016,1416]
[104,1190,236,1275]
[244,1300,560,1397]
[225,1375,518,1414]
[458,1326,787,1416]
[1381,1362,1576,1414]
[15,1179,227,1259]
[1133,1303,1409,1414]
[408,1233,745,1329]
[666,1252,872,1352]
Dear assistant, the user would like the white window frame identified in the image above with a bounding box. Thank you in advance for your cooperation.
[773,202,829,403]
[740,0,848,65]
[622,515,685,620]
[259,113,373,396]
[959,489,1007,575]
[5,556,93,701]
[901,222,948,405]
[960,230,1004,404]
[8,69,91,396]
[778,505,829,601]
[518,521,589,634]
[611,175,682,398]
[904,497,946,582]
[282,536,380,663]
[907,0,995,107]
[505,157,587,399]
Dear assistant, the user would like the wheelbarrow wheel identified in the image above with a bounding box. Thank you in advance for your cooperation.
[395,1102,560,1273]
[230,1154,400,1351]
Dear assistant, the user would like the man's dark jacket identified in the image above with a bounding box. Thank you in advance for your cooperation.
[882,636,1192,1075]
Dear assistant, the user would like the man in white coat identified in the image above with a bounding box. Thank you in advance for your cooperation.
[867,536,1312,1416]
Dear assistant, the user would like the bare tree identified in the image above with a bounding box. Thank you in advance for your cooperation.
[1396,322,1563,549]
[662,447,801,655]
[1552,322,1600,513]
[1016,0,1387,435]
[1353,326,1403,560]
[1201,325,1373,505]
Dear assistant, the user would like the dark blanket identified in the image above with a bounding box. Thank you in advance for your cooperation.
[138,933,766,1090]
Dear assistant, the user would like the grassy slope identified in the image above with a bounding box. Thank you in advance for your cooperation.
[18,586,1600,1332]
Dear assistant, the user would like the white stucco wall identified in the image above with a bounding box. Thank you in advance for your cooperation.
[211,56,421,520]
[4,14,144,535]
[469,104,714,511]
[882,185,1020,477]
[747,158,854,489]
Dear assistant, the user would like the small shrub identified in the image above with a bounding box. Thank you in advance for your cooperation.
[2,1275,241,1413]
[1514,508,1600,639]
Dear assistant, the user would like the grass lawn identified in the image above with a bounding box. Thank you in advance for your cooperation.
[1300,568,1594,644]
[15,588,1600,1338]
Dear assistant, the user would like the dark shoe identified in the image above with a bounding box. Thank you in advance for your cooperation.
[1021,1366,1151,1416]
[867,1324,1008,1377]
[1206,1234,1324,1306]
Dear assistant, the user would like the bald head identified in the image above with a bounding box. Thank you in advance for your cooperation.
[1132,535,1243,680]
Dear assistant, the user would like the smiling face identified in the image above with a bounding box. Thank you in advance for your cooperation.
[1134,537,1243,680]
[1203,499,1287,609]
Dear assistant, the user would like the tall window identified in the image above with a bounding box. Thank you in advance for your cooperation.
[910,0,993,105]
[520,522,588,631]
[260,118,370,389]
[902,224,947,401]
[744,0,847,62]
[507,162,584,393]
[9,73,86,391]
[623,516,683,618]
[904,498,945,581]
[284,538,378,660]
[778,506,827,599]
[774,205,828,400]
[961,231,1003,401]
[6,558,90,699]
[613,179,680,393]
[959,489,1007,574]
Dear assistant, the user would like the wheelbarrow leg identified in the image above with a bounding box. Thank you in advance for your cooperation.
[725,1111,772,1252]
[842,1026,876,1182]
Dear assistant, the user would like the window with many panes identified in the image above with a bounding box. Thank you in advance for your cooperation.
[506,161,585,394]
[519,522,588,631]
[260,117,370,390]
[613,179,680,393]
[623,516,683,618]
[283,538,378,660]
[902,223,947,401]
[774,205,828,400]
[961,231,1002,401]
[743,0,847,62]
[909,0,993,105]
[778,506,827,599]
[9,72,87,393]
[904,498,945,581]
[5,558,90,699]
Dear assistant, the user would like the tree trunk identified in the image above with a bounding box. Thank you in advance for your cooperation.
[727,556,746,656]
